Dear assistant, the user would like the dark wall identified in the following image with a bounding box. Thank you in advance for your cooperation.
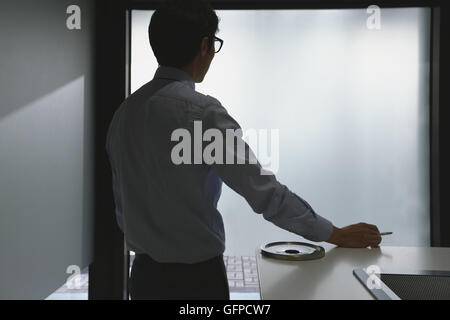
[0,0,96,299]
[89,0,128,300]
[436,4,450,247]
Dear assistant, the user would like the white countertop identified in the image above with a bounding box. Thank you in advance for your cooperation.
[256,244,450,300]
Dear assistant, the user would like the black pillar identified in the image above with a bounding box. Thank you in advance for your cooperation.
[89,0,129,299]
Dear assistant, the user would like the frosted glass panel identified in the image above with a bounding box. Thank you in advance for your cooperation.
[132,8,430,255]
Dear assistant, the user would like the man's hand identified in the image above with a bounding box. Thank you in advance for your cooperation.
[326,223,382,248]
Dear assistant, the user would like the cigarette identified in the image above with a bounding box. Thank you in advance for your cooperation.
[380,232,393,236]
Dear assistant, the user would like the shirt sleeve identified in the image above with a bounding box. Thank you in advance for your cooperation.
[201,100,334,242]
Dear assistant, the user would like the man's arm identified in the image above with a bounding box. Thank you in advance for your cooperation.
[202,102,332,242]
[201,101,381,247]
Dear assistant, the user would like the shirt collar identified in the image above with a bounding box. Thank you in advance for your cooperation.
[153,65,196,90]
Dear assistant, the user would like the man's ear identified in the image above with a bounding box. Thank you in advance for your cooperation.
[200,36,210,57]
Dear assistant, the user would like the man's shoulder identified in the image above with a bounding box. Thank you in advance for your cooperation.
[156,81,221,109]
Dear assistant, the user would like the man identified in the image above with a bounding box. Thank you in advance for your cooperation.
[106,0,382,300]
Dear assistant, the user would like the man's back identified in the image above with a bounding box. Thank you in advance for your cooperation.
[106,66,226,263]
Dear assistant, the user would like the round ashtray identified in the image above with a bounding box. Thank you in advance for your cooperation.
[260,241,325,261]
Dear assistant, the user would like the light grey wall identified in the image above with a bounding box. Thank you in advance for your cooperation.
[0,0,95,299]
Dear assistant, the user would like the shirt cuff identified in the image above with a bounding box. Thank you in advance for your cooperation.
[308,213,334,242]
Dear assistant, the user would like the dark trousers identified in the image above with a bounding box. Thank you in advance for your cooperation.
[129,253,230,300]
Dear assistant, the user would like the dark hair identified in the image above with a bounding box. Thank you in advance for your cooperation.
[148,0,219,68]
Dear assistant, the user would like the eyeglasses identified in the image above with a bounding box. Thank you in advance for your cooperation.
[213,36,224,53]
